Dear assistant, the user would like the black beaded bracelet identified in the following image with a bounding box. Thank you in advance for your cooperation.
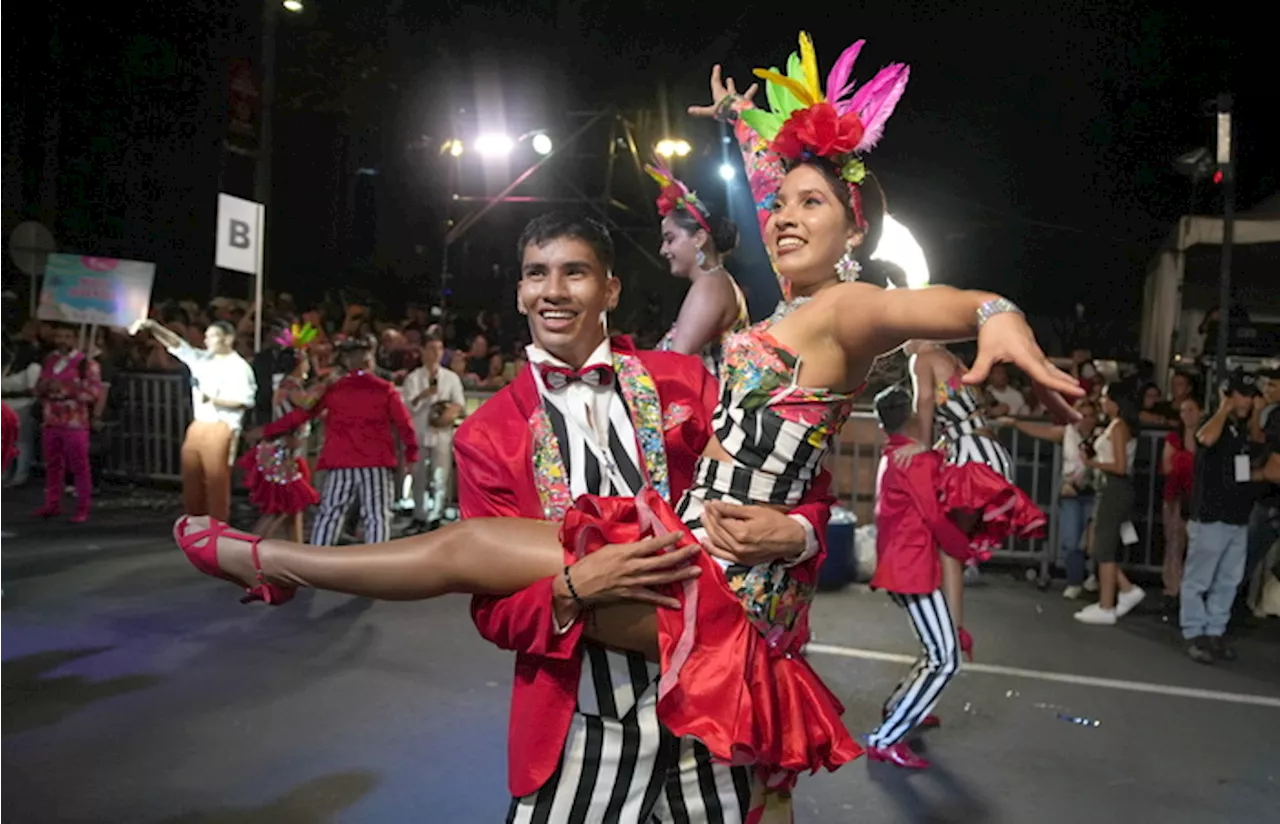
[563,564,587,609]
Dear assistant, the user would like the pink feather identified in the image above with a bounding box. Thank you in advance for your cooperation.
[852,64,910,152]
[824,40,865,103]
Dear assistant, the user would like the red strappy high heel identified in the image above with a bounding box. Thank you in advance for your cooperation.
[173,516,295,605]
[958,626,974,662]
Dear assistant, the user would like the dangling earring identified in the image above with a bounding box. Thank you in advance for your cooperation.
[696,246,707,268]
[835,241,861,282]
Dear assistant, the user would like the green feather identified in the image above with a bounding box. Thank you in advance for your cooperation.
[740,108,782,141]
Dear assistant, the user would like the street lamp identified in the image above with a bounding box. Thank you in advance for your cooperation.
[871,214,930,288]
[655,139,691,158]
[282,0,303,12]
[475,133,514,158]
[441,139,464,157]
[718,163,735,181]
[531,133,553,156]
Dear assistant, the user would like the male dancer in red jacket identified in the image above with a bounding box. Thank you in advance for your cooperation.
[455,214,833,823]
[865,386,973,769]
[259,338,417,545]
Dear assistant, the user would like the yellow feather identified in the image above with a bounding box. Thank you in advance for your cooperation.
[798,32,822,101]
[752,69,817,107]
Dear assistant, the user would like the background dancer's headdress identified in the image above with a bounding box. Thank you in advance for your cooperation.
[275,321,319,351]
[740,32,909,231]
[643,160,713,234]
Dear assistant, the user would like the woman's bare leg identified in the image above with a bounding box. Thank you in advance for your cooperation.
[179,515,664,655]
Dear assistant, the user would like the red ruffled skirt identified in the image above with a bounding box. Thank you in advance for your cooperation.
[237,440,320,515]
[939,462,1047,560]
[1,402,17,473]
[561,490,860,780]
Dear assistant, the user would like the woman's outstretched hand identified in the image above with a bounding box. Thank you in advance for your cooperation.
[687,64,758,119]
[964,312,1083,423]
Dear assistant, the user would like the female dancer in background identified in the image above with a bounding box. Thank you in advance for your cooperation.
[175,32,1078,818]
[905,340,1015,656]
[647,160,750,374]
[236,324,325,542]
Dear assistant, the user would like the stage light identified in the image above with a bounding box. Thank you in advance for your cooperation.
[440,139,464,157]
[718,163,735,181]
[656,139,691,158]
[475,134,514,158]
[531,133,553,155]
[282,0,304,12]
[871,214,930,288]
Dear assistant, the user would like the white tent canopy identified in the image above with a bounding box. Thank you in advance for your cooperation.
[1140,195,1280,382]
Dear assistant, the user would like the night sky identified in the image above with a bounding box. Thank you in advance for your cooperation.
[4,0,1275,353]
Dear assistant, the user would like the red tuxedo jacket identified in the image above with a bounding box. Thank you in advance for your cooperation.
[870,434,973,594]
[455,335,834,798]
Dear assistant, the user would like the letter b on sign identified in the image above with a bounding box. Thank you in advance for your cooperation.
[215,194,264,274]
[230,220,251,249]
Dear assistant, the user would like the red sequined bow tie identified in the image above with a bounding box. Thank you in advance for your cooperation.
[538,363,614,391]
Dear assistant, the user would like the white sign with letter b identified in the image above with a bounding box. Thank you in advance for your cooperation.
[215,194,264,275]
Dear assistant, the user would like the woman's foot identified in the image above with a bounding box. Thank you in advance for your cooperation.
[173,516,294,605]
[866,742,930,769]
[1115,587,1146,617]
[1073,603,1116,625]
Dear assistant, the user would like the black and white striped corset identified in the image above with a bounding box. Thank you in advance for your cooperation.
[933,377,989,444]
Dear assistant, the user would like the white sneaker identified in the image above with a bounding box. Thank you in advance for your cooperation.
[1062,585,1083,600]
[1073,604,1116,625]
[1115,587,1146,617]
[1083,574,1099,593]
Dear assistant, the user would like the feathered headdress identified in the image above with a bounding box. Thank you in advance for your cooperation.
[643,160,713,234]
[740,32,909,228]
[275,322,319,350]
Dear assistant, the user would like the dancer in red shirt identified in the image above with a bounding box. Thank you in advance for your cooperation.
[865,386,1039,769]
[255,337,417,544]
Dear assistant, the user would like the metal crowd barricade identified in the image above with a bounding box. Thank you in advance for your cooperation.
[825,412,1169,577]
[102,372,193,481]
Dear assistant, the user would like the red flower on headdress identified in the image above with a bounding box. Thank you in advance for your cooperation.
[655,184,683,216]
[773,102,865,161]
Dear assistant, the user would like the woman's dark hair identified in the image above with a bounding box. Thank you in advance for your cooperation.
[668,209,739,257]
[1140,380,1161,409]
[1104,377,1142,435]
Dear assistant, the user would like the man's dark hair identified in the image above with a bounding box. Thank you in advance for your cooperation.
[209,320,236,338]
[423,329,443,345]
[874,385,914,434]
[517,213,615,271]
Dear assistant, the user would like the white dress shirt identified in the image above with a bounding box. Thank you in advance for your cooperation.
[402,364,466,447]
[167,342,257,431]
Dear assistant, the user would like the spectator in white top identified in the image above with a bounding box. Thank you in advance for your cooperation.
[401,330,466,530]
[984,363,1029,417]
[131,318,256,522]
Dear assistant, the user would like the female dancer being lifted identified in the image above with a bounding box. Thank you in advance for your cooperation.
[174,31,1079,815]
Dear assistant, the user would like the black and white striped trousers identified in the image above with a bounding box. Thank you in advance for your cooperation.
[310,467,394,546]
[508,644,752,824]
[870,590,961,747]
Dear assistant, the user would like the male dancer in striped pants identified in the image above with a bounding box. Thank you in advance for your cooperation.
[257,338,417,545]
[456,214,833,822]
[865,386,972,769]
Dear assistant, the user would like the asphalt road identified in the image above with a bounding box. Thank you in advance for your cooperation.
[3,486,1279,823]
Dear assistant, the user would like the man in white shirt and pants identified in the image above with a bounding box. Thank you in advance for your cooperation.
[132,319,256,522]
[402,329,465,530]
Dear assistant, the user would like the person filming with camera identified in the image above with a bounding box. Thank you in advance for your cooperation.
[402,329,465,531]
[1181,371,1264,664]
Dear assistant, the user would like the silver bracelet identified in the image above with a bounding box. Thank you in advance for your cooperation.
[976,297,1022,329]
